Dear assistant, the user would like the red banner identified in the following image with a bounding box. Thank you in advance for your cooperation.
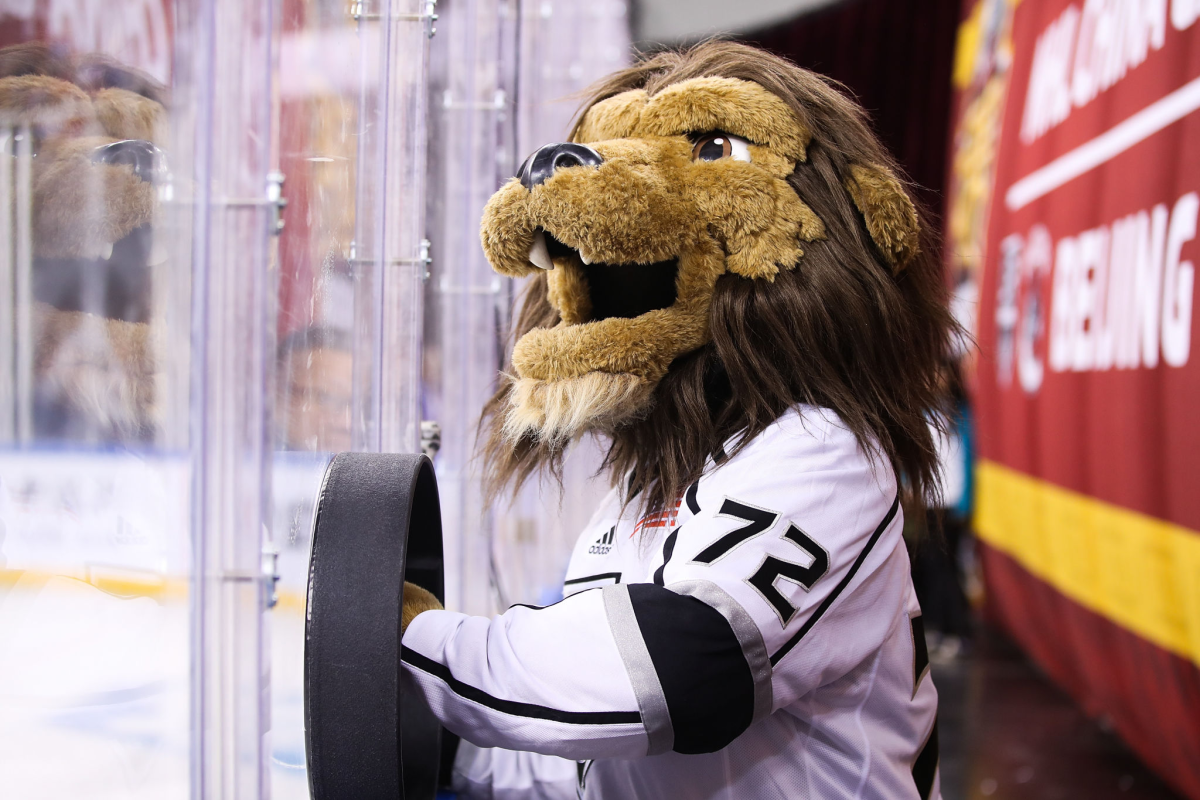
[948,0,1200,796]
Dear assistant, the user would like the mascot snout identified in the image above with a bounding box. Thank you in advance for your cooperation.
[517,142,604,192]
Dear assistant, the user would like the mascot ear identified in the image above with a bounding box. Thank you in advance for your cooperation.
[845,163,920,274]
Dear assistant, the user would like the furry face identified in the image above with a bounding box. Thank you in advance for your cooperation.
[481,75,919,446]
[0,44,168,442]
[0,58,167,322]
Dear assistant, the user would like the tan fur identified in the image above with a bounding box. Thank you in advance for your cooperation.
[0,75,93,128]
[633,77,810,162]
[503,372,654,446]
[1,74,162,260]
[845,163,920,272]
[546,260,593,324]
[33,303,157,439]
[33,135,157,259]
[401,582,443,634]
[515,241,721,384]
[574,89,647,142]
[93,87,164,143]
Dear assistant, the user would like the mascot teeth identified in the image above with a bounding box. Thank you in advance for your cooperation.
[98,241,114,261]
[528,230,553,270]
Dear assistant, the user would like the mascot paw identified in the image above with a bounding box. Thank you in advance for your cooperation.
[401,581,443,635]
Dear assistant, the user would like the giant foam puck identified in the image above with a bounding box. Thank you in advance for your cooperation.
[304,452,445,800]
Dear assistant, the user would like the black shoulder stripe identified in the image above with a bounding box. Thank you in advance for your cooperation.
[653,528,680,586]
[508,589,594,612]
[685,481,701,514]
[626,584,754,754]
[912,720,939,799]
[564,572,622,587]
[510,585,607,611]
[911,614,930,699]
[769,493,900,666]
[401,647,642,725]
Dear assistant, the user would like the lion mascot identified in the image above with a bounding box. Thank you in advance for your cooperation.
[0,43,166,442]
[401,41,953,800]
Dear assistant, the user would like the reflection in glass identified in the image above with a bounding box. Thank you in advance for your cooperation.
[276,326,353,452]
[0,38,187,799]
[0,42,168,446]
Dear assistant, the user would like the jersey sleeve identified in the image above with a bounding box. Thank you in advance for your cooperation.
[401,588,647,760]
[401,572,760,759]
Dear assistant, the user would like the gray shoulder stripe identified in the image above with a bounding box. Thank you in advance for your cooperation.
[602,584,675,755]
[667,579,773,722]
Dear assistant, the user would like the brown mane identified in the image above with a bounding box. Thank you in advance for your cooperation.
[482,41,956,519]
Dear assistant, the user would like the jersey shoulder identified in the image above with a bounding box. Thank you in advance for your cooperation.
[703,405,897,520]
[664,406,903,653]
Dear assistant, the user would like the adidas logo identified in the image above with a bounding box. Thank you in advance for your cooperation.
[588,526,615,555]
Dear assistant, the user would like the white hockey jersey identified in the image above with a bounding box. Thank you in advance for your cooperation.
[402,406,940,799]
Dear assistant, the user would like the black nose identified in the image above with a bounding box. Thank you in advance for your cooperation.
[92,139,166,184]
[516,143,603,189]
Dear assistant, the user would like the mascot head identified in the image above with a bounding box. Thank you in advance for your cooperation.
[0,43,167,441]
[481,41,954,513]
[0,42,167,323]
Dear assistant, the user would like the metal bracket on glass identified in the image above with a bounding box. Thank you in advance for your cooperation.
[214,171,288,236]
[420,420,441,459]
[262,543,281,610]
[350,0,438,37]
[413,238,432,281]
[442,89,507,112]
[267,171,287,236]
[437,274,503,295]
[0,124,35,442]
[346,238,432,281]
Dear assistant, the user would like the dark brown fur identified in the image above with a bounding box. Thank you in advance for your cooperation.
[483,42,956,519]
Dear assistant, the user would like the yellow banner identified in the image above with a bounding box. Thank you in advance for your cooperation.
[976,460,1200,668]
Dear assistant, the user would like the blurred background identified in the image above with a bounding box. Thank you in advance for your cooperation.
[0,0,1196,798]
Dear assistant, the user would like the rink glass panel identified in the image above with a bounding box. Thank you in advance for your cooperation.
[270,0,432,796]
[423,0,630,617]
[0,4,197,796]
[0,1,431,798]
[0,0,633,796]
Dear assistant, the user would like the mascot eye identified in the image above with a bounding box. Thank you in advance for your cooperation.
[691,133,752,163]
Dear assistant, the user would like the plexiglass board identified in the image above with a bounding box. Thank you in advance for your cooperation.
[270,0,435,795]
[0,0,433,797]
[424,0,630,616]
[0,0,629,795]
[0,2,198,796]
